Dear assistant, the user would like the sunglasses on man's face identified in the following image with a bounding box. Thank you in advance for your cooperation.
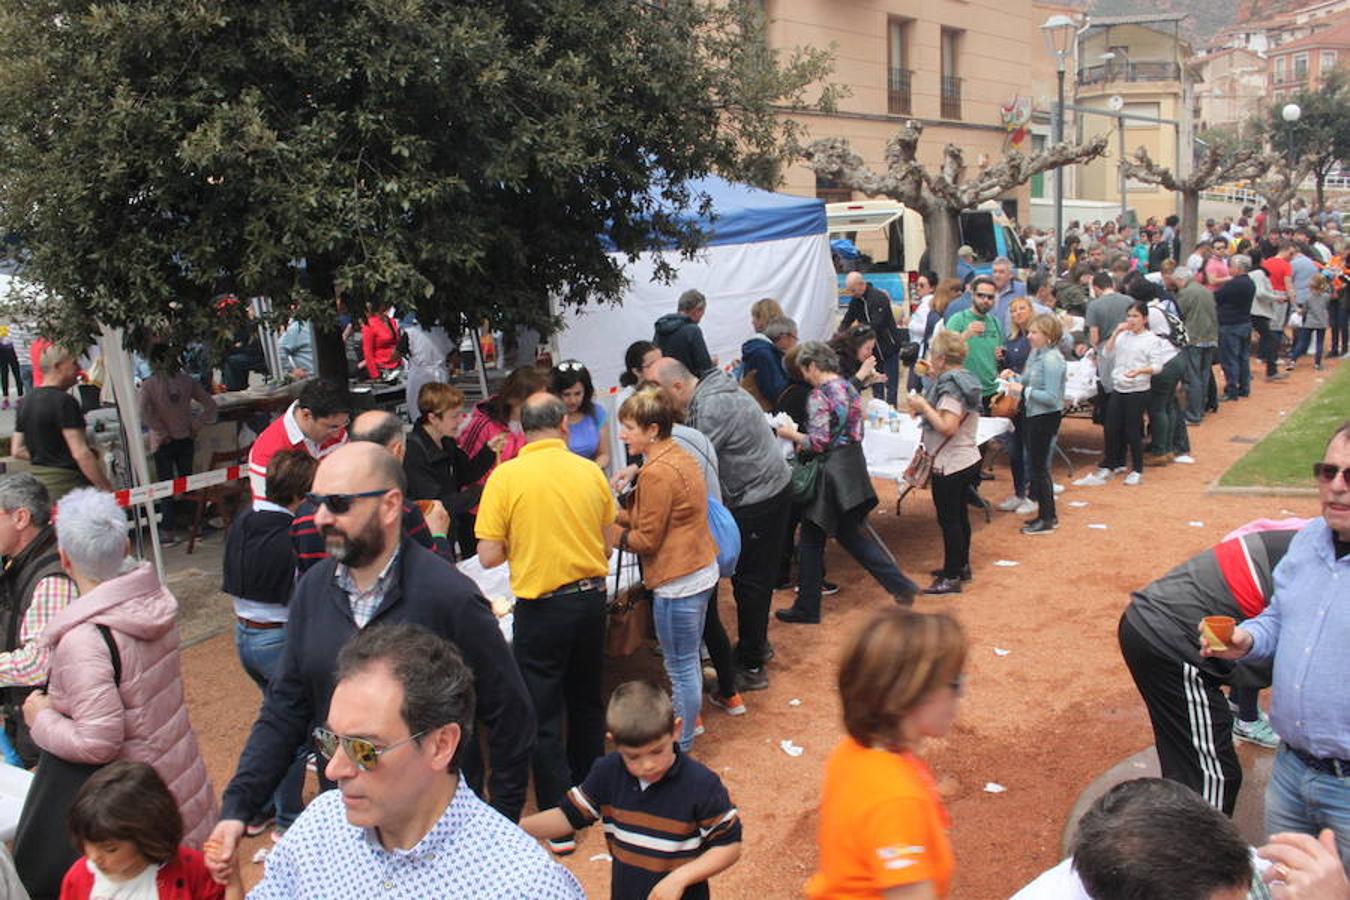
[305,488,390,515]
[974,292,996,300]
[1313,463,1350,486]
[313,726,426,772]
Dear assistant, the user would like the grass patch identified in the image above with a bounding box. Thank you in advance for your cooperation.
[1218,362,1350,487]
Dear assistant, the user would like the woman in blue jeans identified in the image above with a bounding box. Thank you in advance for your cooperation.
[221,448,317,839]
[609,387,718,752]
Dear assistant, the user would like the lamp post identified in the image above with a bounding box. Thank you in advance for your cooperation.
[1282,102,1301,223]
[1042,14,1076,273]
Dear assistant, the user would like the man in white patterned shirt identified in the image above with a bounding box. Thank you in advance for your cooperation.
[0,473,75,765]
[246,623,582,900]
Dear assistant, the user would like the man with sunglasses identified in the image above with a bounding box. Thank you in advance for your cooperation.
[208,441,535,876]
[945,276,1005,406]
[247,378,350,500]
[1203,421,1350,865]
[245,623,582,898]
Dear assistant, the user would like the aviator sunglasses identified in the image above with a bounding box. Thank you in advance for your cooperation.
[313,726,426,772]
[1313,463,1350,486]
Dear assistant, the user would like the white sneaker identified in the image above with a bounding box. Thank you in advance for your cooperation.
[1015,498,1038,516]
[1073,468,1111,487]
[1173,454,1195,464]
[1123,471,1143,486]
[996,495,1023,512]
[1053,483,1065,495]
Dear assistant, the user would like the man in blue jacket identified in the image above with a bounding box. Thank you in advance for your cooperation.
[206,441,535,870]
[740,315,796,409]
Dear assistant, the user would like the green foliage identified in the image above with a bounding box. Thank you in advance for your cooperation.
[1258,69,1350,185]
[1219,362,1350,488]
[0,0,835,353]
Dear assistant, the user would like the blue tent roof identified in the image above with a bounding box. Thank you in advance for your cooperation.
[605,175,826,251]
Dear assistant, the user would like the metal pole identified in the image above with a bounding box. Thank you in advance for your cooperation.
[1118,117,1127,223]
[1054,64,1065,273]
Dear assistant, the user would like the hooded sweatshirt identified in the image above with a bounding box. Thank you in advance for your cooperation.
[740,334,787,405]
[32,562,216,847]
[654,313,714,376]
[686,369,790,509]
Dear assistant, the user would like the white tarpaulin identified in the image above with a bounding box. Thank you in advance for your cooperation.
[555,177,836,393]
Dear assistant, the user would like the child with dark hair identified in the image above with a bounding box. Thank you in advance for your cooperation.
[521,681,742,899]
[60,760,240,899]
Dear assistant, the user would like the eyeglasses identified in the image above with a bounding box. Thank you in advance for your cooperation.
[1313,463,1350,485]
[305,488,390,515]
[313,726,426,772]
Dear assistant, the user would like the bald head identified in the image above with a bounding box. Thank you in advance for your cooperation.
[651,357,696,411]
[845,271,866,296]
[313,441,406,496]
[520,392,567,437]
[350,410,405,459]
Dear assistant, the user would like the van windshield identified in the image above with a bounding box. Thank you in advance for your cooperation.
[959,212,998,263]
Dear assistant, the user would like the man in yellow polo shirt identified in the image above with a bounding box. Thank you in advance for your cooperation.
[476,391,614,855]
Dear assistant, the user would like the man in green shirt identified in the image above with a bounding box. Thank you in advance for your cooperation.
[946,277,1004,405]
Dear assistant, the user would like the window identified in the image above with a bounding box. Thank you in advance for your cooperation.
[1321,50,1338,72]
[1293,52,1309,79]
[888,18,912,115]
[1274,56,1287,82]
[815,173,851,205]
[940,27,962,120]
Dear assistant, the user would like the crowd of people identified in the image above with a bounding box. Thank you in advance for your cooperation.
[0,199,1347,898]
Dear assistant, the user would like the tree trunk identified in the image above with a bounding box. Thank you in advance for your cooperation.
[305,257,351,386]
[1182,190,1201,252]
[927,209,961,282]
[1314,174,1325,221]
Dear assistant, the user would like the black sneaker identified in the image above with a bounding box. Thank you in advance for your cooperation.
[775,607,820,625]
[929,565,972,582]
[922,576,963,595]
[735,666,769,692]
[1021,519,1058,535]
[762,642,775,662]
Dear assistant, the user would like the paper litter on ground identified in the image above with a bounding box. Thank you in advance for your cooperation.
[983,782,1007,793]
[590,854,613,863]
[1187,521,1205,527]
[1281,509,1298,516]
[1069,447,1097,455]
[1087,523,1108,530]
[994,647,1011,656]
[779,739,804,757]
[252,848,270,865]
[1067,500,1089,508]
[993,559,1020,567]
[788,698,802,707]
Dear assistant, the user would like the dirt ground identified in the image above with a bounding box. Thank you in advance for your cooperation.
[178,359,1337,899]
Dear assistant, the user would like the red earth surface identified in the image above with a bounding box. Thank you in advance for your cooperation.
[180,359,1336,898]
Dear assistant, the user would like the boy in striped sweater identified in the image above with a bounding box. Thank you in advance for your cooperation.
[522,681,742,900]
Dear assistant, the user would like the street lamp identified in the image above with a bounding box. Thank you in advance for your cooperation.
[1282,102,1301,222]
[1042,14,1076,272]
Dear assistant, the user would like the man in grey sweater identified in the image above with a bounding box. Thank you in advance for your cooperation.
[1173,267,1218,424]
[654,358,791,692]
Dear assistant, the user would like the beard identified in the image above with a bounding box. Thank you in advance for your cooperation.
[321,513,386,569]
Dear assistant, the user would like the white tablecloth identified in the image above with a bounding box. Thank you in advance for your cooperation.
[861,415,1012,481]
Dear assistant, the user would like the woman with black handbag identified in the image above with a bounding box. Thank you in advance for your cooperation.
[773,342,917,624]
[909,332,983,596]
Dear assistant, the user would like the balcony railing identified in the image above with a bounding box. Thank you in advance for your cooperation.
[1076,60,1181,86]
[888,68,913,115]
[940,75,962,120]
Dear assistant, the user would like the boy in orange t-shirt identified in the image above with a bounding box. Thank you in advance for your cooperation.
[807,608,966,899]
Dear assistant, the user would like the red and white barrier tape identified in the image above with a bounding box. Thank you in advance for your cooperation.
[113,465,245,508]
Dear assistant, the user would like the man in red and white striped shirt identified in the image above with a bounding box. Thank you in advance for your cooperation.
[248,380,350,499]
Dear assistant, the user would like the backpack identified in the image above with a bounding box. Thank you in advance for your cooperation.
[1150,299,1189,349]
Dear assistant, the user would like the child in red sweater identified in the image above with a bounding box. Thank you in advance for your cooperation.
[60,761,242,900]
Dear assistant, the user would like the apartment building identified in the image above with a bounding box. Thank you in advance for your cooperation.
[765,0,1035,222]
[1268,19,1350,99]
[1072,14,1193,223]
[1192,47,1267,131]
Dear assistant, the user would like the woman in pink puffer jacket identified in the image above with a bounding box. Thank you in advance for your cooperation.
[22,490,216,852]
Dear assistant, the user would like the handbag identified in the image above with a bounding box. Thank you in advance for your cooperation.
[13,625,121,898]
[988,390,1020,418]
[706,497,741,576]
[604,546,650,658]
[787,403,848,505]
[903,410,970,490]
